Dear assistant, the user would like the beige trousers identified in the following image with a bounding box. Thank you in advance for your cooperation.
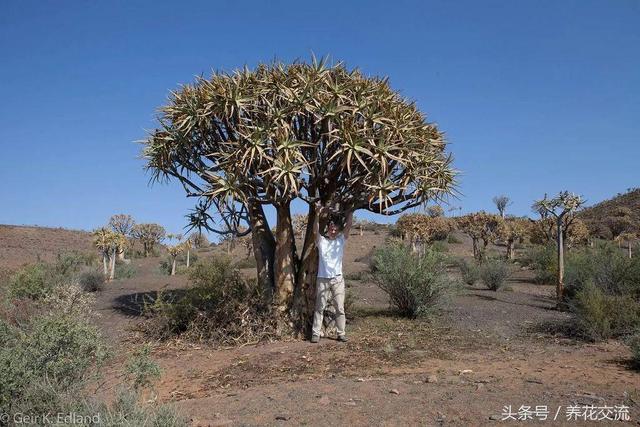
[312,275,346,337]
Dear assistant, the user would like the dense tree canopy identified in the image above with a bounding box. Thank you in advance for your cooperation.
[143,58,455,233]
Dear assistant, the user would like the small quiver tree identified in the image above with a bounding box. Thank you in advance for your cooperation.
[456,212,502,262]
[615,232,637,259]
[532,191,585,305]
[132,223,166,257]
[108,214,136,260]
[497,218,528,260]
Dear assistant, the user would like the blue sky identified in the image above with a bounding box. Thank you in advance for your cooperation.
[1,0,638,237]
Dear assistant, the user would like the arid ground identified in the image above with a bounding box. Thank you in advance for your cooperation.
[1,225,638,426]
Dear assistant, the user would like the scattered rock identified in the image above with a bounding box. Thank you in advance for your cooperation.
[459,369,473,375]
[356,377,365,382]
[525,378,543,384]
[344,400,357,406]
[275,415,290,421]
[390,389,400,395]
[426,375,438,383]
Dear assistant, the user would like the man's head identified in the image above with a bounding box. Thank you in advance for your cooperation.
[325,214,342,240]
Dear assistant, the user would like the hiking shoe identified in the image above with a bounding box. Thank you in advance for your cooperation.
[337,335,348,342]
[310,335,320,343]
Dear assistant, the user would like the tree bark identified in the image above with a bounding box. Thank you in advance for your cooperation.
[629,241,633,259]
[117,248,126,261]
[171,257,176,276]
[248,199,276,293]
[274,200,298,309]
[292,204,319,336]
[186,249,190,268]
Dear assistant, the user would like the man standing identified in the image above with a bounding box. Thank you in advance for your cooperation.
[310,203,353,343]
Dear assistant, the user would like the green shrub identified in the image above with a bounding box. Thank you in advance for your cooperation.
[430,240,449,253]
[0,285,108,414]
[87,389,187,427]
[7,253,100,300]
[456,258,480,286]
[526,245,557,285]
[572,282,640,341]
[447,234,463,244]
[78,269,105,292]
[53,251,97,276]
[7,263,57,300]
[125,344,162,391]
[480,258,511,291]
[235,256,257,269]
[565,243,640,299]
[144,257,283,343]
[115,262,137,279]
[370,244,456,318]
[344,271,366,281]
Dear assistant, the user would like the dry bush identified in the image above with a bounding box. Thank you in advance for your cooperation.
[144,257,290,344]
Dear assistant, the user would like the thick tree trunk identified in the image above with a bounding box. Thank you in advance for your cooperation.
[248,199,276,293]
[186,249,190,268]
[274,200,298,310]
[292,204,319,336]
[143,243,149,258]
[171,257,176,276]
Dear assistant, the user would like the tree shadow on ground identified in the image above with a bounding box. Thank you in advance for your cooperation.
[524,317,579,340]
[468,290,559,312]
[113,288,188,317]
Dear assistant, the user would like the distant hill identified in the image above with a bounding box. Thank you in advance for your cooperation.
[578,188,640,239]
[0,225,93,271]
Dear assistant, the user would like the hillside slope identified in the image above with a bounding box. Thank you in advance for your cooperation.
[0,225,93,270]
[578,188,640,238]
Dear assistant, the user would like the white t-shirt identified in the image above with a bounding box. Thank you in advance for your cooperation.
[317,233,345,278]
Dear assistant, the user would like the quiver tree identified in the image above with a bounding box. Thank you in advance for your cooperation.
[396,213,451,254]
[426,205,444,218]
[142,59,456,334]
[131,223,166,257]
[167,244,184,276]
[189,232,209,248]
[497,218,528,260]
[532,191,585,304]
[492,195,512,218]
[456,212,502,262]
[615,232,636,259]
[93,228,126,281]
[108,214,136,260]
